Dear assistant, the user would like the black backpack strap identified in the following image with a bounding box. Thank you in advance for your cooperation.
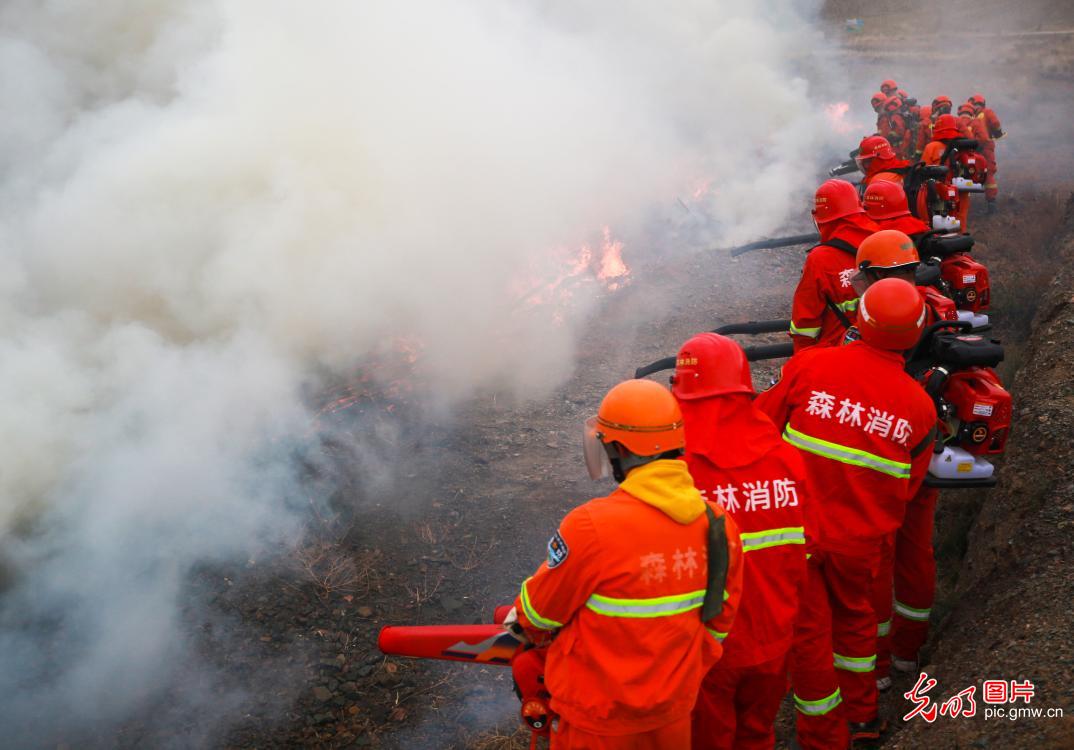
[825,298,854,329]
[701,505,729,622]
[910,425,938,459]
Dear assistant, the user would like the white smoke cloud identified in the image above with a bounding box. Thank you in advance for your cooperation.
[0,0,837,743]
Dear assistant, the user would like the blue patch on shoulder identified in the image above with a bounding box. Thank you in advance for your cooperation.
[547,531,569,569]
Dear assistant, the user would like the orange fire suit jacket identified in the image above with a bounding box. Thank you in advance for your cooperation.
[514,459,745,735]
[914,105,933,156]
[884,113,913,158]
[755,342,936,556]
[790,217,879,353]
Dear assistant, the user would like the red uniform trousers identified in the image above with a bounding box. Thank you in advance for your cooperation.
[980,140,998,200]
[790,556,843,750]
[791,549,879,749]
[892,486,938,661]
[873,487,937,673]
[692,655,787,750]
[552,714,691,749]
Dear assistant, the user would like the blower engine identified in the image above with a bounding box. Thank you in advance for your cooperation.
[908,322,1011,487]
[915,231,991,329]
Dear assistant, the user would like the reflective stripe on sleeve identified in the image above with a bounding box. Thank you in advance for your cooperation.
[878,619,891,637]
[794,688,842,716]
[836,297,860,312]
[520,578,564,631]
[705,626,728,642]
[740,527,806,553]
[894,600,931,622]
[585,589,705,618]
[789,322,822,338]
[834,652,877,673]
[783,424,911,479]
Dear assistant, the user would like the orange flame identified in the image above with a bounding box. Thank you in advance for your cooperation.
[824,101,863,135]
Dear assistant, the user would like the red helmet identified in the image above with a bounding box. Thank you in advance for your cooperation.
[931,95,952,115]
[880,79,898,95]
[863,180,911,220]
[671,333,753,400]
[858,135,896,162]
[813,179,863,225]
[870,92,887,110]
[957,102,975,117]
[896,88,910,100]
[884,95,903,113]
[932,113,962,140]
[857,278,926,351]
[969,93,986,109]
[856,229,919,272]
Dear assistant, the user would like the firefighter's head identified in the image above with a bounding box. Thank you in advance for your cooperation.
[883,95,904,114]
[583,379,685,482]
[880,79,899,96]
[670,333,753,402]
[969,93,986,113]
[813,179,863,229]
[855,230,920,289]
[871,92,887,113]
[932,114,963,141]
[857,278,926,351]
[896,89,915,108]
[856,135,896,171]
[931,96,953,117]
[957,102,975,118]
[863,181,911,222]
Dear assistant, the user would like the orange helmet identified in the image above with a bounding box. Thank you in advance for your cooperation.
[871,92,887,110]
[969,93,986,109]
[957,102,975,117]
[813,179,863,225]
[880,79,898,95]
[856,229,919,273]
[592,379,684,456]
[884,95,903,114]
[896,88,910,101]
[858,135,896,163]
[857,278,926,351]
[863,181,911,220]
[671,333,753,401]
[932,113,962,140]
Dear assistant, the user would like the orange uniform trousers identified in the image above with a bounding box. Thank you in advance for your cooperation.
[552,714,691,749]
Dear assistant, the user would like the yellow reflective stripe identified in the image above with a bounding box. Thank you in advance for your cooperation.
[783,424,911,479]
[877,620,891,637]
[834,652,876,673]
[586,589,705,618]
[789,322,821,338]
[894,600,931,622]
[705,626,728,642]
[794,688,842,716]
[836,297,860,312]
[740,527,806,553]
[520,579,563,631]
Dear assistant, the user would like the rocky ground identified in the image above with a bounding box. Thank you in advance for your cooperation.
[71,3,1074,749]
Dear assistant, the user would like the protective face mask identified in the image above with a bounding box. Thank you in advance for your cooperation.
[582,417,611,480]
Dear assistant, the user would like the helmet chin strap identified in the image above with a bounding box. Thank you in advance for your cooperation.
[604,444,684,483]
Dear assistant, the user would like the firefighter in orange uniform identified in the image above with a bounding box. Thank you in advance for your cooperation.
[757,279,937,746]
[879,79,898,98]
[870,92,887,133]
[957,102,979,140]
[915,96,952,158]
[789,180,879,353]
[882,96,913,159]
[671,334,808,750]
[969,93,1003,211]
[849,232,954,689]
[923,114,986,233]
[856,136,910,189]
[512,379,744,749]
[862,181,930,242]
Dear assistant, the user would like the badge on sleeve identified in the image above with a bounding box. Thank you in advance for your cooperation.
[547,531,569,569]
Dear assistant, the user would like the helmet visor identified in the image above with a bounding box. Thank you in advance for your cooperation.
[583,417,611,480]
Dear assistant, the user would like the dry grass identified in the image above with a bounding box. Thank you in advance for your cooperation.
[289,541,383,600]
[467,725,532,750]
[403,569,444,606]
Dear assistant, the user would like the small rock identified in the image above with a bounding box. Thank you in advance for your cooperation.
[312,686,333,702]
[342,681,359,694]
[357,664,374,677]
[347,705,360,716]
[356,606,373,618]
